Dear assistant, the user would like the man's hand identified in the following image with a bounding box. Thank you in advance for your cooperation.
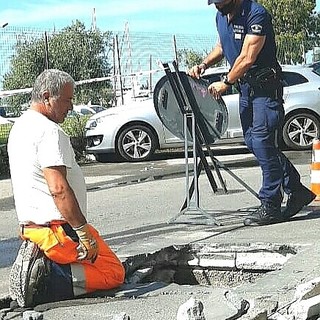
[74,223,98,263]
[187,63,207,79]
[208,81,230,100]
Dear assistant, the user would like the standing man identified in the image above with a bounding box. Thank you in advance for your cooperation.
[8,69,125,307]
[189,0,315,225]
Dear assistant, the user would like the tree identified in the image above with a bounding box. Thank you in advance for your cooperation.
[177,48,226,70]
[259,0,318,63]
[306,10,320,60]
[177,49,205,69]
[3,20,114,111]
[178,1,319,66]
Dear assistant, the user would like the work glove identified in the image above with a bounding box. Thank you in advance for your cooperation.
[73,223,98,263]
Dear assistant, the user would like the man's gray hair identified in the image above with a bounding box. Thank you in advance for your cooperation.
[31,69,75,102]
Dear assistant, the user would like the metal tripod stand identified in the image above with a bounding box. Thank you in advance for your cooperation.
[158,61,259,225]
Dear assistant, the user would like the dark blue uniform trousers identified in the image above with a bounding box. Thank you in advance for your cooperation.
[239,83,302,209]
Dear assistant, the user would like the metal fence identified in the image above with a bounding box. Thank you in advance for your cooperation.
[0,26,217,147]
[0,25,316,97]
[0,25,317,145]
[0,25,316,94]
[0,26,216,92]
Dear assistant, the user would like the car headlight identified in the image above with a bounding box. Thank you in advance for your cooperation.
[86,113,118,130]
[86,119,98,129]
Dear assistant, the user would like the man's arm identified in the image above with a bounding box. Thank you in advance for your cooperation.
[43,166,86,228]
[43,165,98,262]
[208,34,265,99]
[202,41,224,69]
[226,34,265,84]
[188,41,224,79]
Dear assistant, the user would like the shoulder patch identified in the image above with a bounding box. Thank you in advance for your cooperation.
[251,24,263,34]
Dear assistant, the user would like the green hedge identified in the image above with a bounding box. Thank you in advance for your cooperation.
[0,123,13,145]
[0,144,9,178]
[0,124,12,178]
[60,114,91,162]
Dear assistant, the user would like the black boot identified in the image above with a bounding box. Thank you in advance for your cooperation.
[243,203,281,226]
[282,185,316,219]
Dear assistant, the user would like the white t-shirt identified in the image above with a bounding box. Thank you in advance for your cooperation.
[8,110,87,224]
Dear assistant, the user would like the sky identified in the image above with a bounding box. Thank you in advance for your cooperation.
[0,0,218,35]
[0,1,319,35]
[0,0,319,35]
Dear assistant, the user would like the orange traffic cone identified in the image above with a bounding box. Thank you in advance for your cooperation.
[311,138,320,201]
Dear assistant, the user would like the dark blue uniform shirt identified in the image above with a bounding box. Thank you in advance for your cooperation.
[216,0,278,69]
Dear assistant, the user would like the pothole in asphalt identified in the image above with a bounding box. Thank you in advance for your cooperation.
[0,242,298,311]
[123,243,297,287]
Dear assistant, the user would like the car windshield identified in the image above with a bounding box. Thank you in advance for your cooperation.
[310,61,320,76]
[282,71,308,87]
[0,106,6,117]
[81,109,94,115]
[203,66,317,89]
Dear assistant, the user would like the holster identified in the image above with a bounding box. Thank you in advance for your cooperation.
[242,66,281,91]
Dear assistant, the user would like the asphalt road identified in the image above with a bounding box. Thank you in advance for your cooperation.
[81,145,312,184]
[0,145,316,319]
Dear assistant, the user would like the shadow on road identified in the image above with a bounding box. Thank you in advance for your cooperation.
[89,144,251,164]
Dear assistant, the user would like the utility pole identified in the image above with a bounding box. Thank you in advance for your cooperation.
[149,55,152,94]
[173,35,178,67]
[91,8,96,31]
[122,22,134,94]
[115,35,124,105]
[44,32,49,69]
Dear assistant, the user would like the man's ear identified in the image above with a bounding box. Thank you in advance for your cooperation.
[43,92,50,103]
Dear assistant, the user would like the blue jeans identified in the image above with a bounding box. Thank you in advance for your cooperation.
[239,83,301,209]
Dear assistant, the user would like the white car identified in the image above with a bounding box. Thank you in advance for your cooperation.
[0,106,18,124]
[0,116,13,125]
[85,98,183,162]
[85,63,320,162]
[73,104,106,116]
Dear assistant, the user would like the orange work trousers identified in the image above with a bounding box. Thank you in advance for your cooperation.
[21,223,125,295]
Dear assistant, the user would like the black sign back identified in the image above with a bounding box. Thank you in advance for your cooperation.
[153,72,228,144]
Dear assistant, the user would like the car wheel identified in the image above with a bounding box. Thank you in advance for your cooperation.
[117,124,157,161]
[282,112,320,150]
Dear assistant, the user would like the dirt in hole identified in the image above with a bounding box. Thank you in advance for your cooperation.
[124,243,296,287]
[140,266,267,287]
